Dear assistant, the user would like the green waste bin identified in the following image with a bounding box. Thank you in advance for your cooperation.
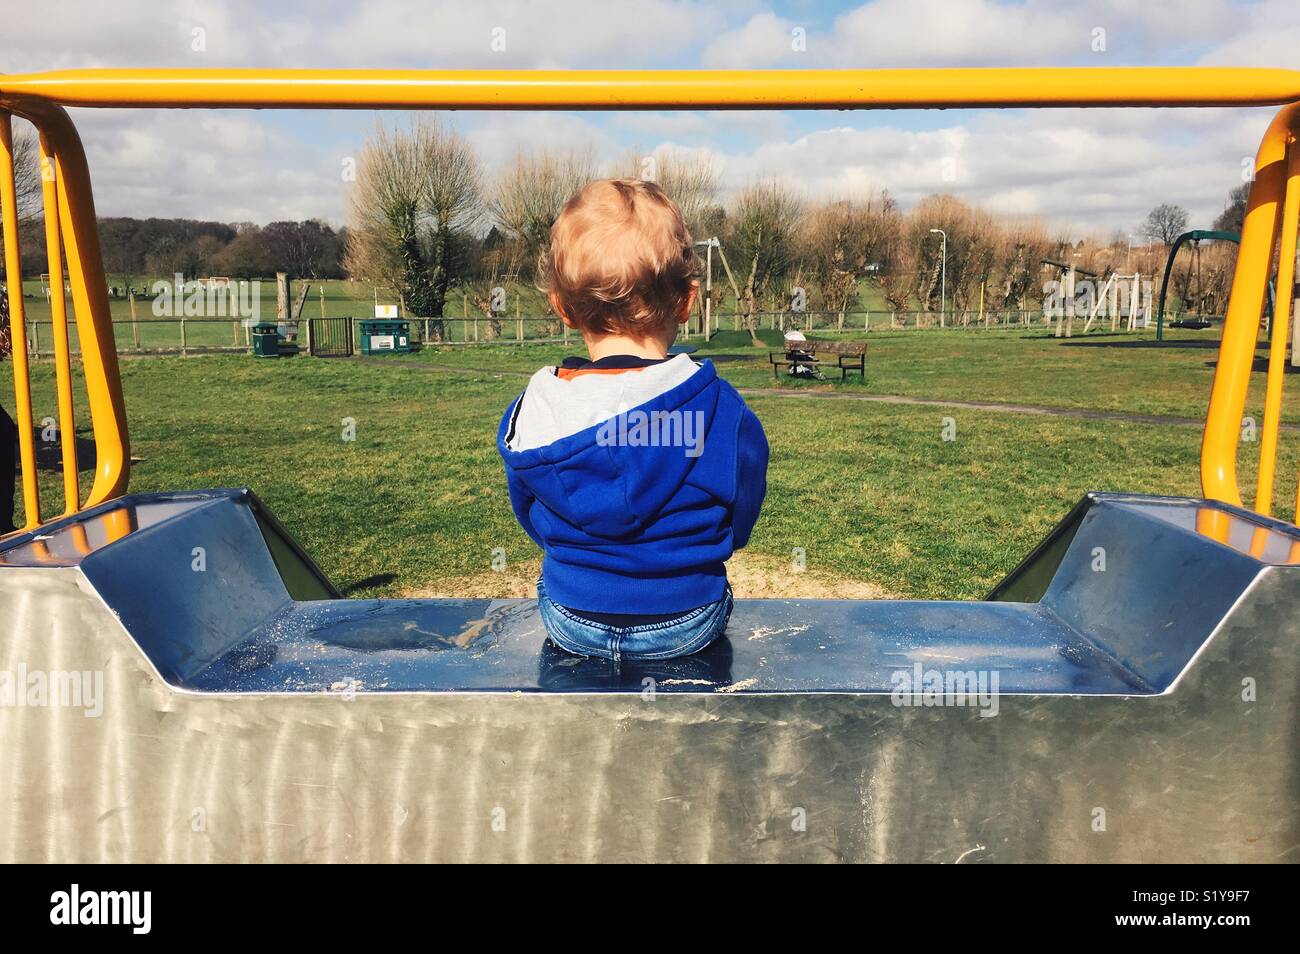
[252,322,280,358]
[359,319,412,355]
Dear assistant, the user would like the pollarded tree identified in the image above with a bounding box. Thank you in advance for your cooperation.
[798,193,894,328]
[491,146,596,280]
[610,147,723,241]
[993,220,1054,314]
[725,180,802,342]
[345,118,482,337]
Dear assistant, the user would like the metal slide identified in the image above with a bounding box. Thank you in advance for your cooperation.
[0,489,1294,861]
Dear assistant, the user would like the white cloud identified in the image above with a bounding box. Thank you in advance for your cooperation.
[64,109,347,223]
[705,106,1274,235]
[0,0,724,71]
[703,0,1244,68]
[2,0,1296,234]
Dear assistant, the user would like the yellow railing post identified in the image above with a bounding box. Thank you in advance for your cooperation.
[38,131,80,515]
[0,111,42,528]
[1257,137,1300,516]
[1201,104,1298,508]
[37,106,130,506]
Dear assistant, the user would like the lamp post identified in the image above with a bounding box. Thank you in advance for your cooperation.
[929,228,947,327]
[694,237,718,339]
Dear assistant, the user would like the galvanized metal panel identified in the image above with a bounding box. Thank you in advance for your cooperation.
[0,490,1295,861]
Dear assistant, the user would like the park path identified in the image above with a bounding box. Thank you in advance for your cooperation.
[369,356,1297,432]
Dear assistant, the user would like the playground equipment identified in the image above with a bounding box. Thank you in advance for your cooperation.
[2,68,1300,862]
[1156,229,1240,337]
[1041,258,1097,337]
[1082,271,1147,332]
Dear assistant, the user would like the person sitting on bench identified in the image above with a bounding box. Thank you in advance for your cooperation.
[783,330,822,378]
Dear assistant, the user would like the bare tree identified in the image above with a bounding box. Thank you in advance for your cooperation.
[725,180,802,342]
[11,125,41,219]
[0,125,41,283]
[261,220,342,279]
[611,148,722,240]
[1212,184,1250,235]
[798,194,892,327]
[993,220,1053,314]
[1142,203,1190,246]
[874,193,917,316]
[345,118,481,337]
[491,146,596,282]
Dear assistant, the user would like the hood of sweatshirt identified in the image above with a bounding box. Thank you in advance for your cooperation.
[497,355,733,539]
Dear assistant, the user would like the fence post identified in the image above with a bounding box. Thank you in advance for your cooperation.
[276,272,288,326]
[28,320,39,357]
[516,297,522,341]
[180,317,187,356]
[129,290,141,350]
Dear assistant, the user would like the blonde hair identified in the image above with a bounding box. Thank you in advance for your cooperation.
[541,178,698,337]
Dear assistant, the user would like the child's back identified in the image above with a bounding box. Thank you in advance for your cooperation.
[497,179,768,661]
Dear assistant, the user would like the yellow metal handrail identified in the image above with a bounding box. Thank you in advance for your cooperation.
[2,67,1300,530]
[1,100,130,529]
[4,67,1300,109]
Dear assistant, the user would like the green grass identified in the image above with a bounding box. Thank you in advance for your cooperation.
[419,323,1298,422]
[3,325,1294,601]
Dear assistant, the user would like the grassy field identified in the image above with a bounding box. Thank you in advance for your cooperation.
[2,325,1293,601]
[420,324,1300,422]
[11,275,1017,353]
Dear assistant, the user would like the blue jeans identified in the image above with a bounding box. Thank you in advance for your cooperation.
[537,577,733,661]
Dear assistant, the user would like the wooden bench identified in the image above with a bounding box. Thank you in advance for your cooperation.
[769,339,866,380]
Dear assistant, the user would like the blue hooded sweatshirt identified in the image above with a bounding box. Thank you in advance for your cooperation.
[497,356,768,615]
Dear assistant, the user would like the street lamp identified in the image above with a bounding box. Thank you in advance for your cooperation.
[694,237,719,339]
[929,228,947,327]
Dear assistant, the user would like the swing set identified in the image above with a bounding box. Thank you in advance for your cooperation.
[1155,228,1252,338]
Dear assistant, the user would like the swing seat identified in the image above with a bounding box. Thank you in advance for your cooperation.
[1170,319,1212,329]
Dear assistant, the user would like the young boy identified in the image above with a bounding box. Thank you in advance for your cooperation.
[498,178,768,661]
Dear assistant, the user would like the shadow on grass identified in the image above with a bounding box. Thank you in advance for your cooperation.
[30,428,99,473]
[341,572,399,595]
[1048,337,1223,350]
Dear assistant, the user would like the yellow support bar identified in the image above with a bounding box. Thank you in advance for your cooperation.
[2,67,1300,111]
[0,112,41,528]
[42,107,130,507]
[37,132,80,515]
[1202,104,1299,508]
[1257,139,1300,516]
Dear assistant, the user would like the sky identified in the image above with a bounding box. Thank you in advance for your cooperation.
[2,0,1297,237]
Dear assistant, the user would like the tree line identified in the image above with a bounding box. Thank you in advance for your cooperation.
[1,117,1256,327]
[344,118,1256,336]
